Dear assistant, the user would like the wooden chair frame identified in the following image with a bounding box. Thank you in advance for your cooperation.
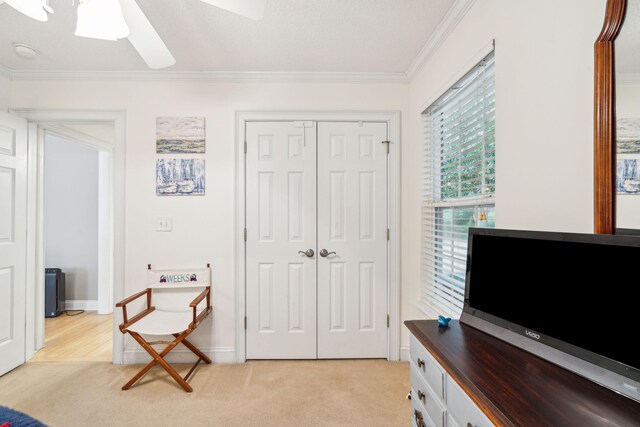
[116,285,212,392]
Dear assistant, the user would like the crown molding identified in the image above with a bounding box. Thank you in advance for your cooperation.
[617,73,640,84]
[7,69,409,83]
[0,64,12,80]
[405,0,477,81]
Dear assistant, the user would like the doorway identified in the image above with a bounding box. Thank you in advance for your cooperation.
[6,108,126,367]
[30,129,113,362]
[241,113,400,360]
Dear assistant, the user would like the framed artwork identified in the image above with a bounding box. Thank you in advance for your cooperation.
[156,159,205,196]
[617,118,640,154]
[156,117,205,153]
[617,157,640,194]
[617,118,640,194]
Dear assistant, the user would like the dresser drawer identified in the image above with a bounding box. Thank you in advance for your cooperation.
[410,334,446,399]
[446,376,494,427]
[447,413,460,427]
[411,390,436,427]
[410,364,446,427]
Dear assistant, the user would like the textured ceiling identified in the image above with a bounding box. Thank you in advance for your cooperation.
[0,0,455,73]
[616,0,640,73]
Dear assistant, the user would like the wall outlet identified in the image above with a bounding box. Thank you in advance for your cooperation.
[156,216,172,232]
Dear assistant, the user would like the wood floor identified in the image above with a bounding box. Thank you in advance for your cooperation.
[29,311,113,362]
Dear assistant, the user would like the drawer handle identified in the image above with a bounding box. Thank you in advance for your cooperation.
[417,358,426,370]
[414,409,426,427]
[417,389,426,403]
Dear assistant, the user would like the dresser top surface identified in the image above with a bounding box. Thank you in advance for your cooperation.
[405,319,640,427]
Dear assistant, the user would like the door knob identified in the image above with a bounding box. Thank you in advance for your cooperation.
[298,249,314,257]
[319,249,336,257]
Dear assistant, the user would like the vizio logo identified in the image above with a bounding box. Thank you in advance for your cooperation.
[525,330,541,340]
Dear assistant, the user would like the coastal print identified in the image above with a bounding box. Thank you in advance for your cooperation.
[617,118,640,154]
[156,159,205,196]
[617,157,640,194]
[156,117,205,153]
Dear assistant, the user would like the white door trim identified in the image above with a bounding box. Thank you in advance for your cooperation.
[235,111,401,362]
[13,109,126,364]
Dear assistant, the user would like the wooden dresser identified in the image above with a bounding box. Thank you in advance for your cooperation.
[405,320,640,427]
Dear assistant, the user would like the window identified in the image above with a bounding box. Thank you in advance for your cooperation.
[421,51,496,318]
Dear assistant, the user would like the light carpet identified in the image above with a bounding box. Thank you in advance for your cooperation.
[0,360,410,427]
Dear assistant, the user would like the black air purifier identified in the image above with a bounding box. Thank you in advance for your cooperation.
[45,268,65,318]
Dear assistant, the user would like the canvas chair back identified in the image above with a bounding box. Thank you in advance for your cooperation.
[147,267,211,312]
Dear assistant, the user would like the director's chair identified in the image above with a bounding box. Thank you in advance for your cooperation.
[116,264,213,392]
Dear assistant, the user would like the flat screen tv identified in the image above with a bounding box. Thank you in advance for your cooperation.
[461,228,640,403]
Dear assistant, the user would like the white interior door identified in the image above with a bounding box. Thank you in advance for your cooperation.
[0,112,28,375]
[246,122,317,359]
[317,122,388,358]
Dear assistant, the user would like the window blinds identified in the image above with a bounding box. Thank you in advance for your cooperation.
[421,51,496,318]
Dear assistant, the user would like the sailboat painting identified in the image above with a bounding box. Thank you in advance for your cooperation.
[156,159,205,196]
[156,117,205,153]
[617,118,640,154]
[617,157,640,194]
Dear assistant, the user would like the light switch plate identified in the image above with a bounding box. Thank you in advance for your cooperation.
[156,216,172,232]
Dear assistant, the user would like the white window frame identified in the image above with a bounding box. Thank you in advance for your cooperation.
[419,51,496,319]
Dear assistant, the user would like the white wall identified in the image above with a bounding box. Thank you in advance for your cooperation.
[0,73,10,111]
[9,0,609,359]
[401,0,606,345]
[615,82,640,229]
[44,134,99,301]
[10,79,409,361]
[63,124,116,144]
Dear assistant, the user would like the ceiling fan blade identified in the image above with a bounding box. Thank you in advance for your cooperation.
[119,0,175,69]
[4,0,48,21]
[199,0,267,20]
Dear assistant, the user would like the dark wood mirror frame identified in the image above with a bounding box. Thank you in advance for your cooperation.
[594,0,626,234]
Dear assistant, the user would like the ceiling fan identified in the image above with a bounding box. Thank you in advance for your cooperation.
[1,0,268,69]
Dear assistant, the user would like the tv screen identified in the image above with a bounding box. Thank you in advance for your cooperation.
[463,228,640,386]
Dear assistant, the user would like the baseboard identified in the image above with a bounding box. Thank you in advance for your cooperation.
[122,347,236,365]
[400,346,410,362]
[65,299,98,311]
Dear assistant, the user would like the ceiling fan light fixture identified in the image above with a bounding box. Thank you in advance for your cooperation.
[75,0,130,41]
[4,0,48,22]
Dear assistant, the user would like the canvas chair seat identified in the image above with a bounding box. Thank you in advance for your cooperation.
[127,309,205,336]
[116,266,213,393]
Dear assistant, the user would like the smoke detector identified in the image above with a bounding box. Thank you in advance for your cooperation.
[13,43,39,59]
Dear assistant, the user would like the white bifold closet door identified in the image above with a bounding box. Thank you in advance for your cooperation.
[246,121,388,359]
[316,122,388,358]
[246,122,318,359]
[0,112,28,375]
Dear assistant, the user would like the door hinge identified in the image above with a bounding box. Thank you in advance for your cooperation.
[244,141,247,154]
[387,228,390,241]
[387,314,390,328]
[381,140,390,154]
[244,227,247,241]
[244,316,247,330]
